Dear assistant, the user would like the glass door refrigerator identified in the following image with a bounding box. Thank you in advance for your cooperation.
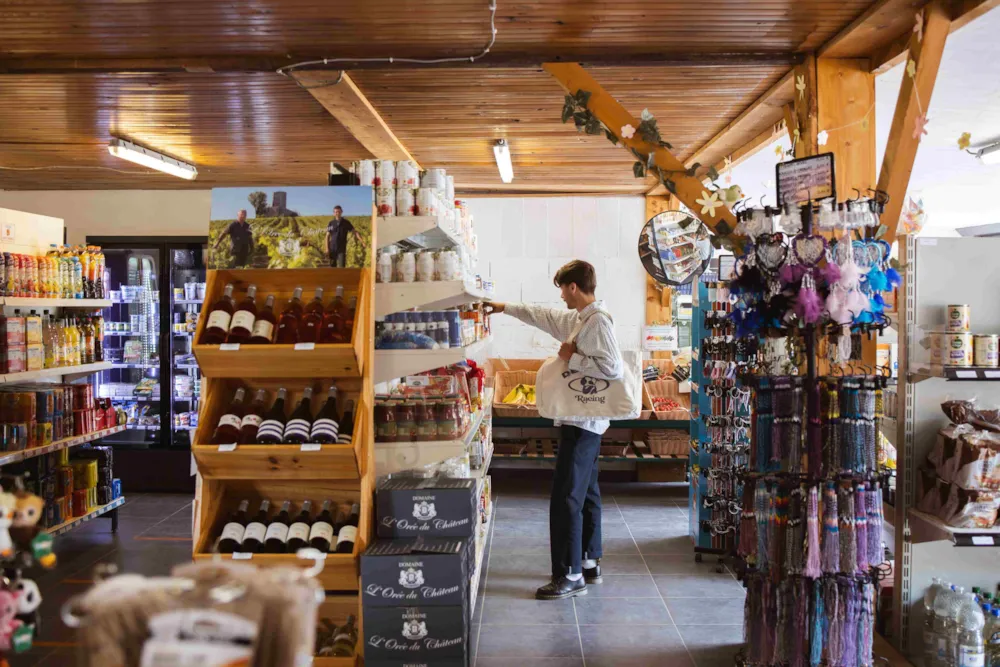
[87,236,207,492]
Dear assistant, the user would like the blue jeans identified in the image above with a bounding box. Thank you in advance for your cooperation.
[551,425,603,577]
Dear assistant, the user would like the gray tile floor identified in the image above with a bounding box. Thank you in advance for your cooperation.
[471,482,745,667]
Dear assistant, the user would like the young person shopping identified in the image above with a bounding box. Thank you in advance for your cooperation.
[488,260,624,600]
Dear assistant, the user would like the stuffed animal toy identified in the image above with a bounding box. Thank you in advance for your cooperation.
[12,579,40,634]
[0,590,23,652]
[10,493,54,568]
[0,494,16,561]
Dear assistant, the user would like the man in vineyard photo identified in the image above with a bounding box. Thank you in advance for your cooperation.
[214,208,254,268]
[325,205,363,268]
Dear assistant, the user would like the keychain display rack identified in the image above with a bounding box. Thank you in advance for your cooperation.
[689,280,752,570]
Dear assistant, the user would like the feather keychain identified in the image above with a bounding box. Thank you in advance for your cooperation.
[795,273,824,324]
[822,483,841,574]
[811,579,825,667]
[804,485,823,578]
[855,484,868,572]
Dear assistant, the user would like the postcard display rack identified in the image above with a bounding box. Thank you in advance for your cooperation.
[191,263,375,663]
[890,236,1000,658]
[689,280,750,569]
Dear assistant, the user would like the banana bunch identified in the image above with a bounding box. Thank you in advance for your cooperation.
[502,383,536,405]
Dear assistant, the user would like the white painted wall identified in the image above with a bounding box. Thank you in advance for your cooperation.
[468,196,647,359]
[0,190,210,245]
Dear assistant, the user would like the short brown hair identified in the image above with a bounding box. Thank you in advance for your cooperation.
[553,260,597,294]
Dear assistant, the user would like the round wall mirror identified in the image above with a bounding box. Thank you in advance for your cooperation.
[637,210,713,286]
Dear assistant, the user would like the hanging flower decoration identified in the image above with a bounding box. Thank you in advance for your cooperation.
[724,156,733,184]
[621,124,636,139]
[958,132,972,151]
[913,11,924,42]
[775,143,785,160]
[913,113,929,140]
[907,58,917,79]
[696,190,722,217]
[796,75,806,100]
[817,130,830,146]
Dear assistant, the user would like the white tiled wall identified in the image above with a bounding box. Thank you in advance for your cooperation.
[468,196,646,359]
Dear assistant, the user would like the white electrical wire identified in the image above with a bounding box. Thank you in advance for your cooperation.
[276,0,498,83]
[0,164,162,175]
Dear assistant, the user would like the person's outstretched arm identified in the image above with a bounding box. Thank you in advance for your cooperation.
[488,302,578,342]
[568,313,623,380]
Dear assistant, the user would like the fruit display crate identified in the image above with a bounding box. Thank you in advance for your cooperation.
[193,267,369,379]
[192,476,372,592]
[192,376,367,480]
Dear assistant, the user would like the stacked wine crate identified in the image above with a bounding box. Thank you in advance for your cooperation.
[192,261,375,664]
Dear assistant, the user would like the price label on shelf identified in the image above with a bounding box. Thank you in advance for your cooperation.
[971,535,994,546]
[300,444,322,452]
[294,342,315,351]
[231,552,253,560]
[985,371,1000,379]
[218,443,237,452]
[955,370,978,379]
[219,343,240,351]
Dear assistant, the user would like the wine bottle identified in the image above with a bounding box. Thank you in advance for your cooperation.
[227,284,258,344]
[211,387,247,444]
[241,499,271,553]
[298,287,325,343]
[343,295,357,342]
[337,399,355,444]
[239,388,268,443]
[309,500,335,552]
[217,499,249,554]
[248,295,277,344]
[319,285,346,344]
[275,287,304,344]
[263,500,292,553]
[335,502,360,554]
[330,615,358,657]
[286,500,313,553]
[255,388,288,445]
[282,387,314,444]
[309,385,341,444]
[203,283,236,344]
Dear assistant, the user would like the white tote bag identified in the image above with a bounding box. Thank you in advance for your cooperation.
[535,309,642,421]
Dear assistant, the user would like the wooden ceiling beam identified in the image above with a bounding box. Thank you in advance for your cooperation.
[543,63,737,240]
[878,0,951,247]
[291,71,418,164]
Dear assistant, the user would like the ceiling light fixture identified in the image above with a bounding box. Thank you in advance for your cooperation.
[976,141,1000,166]
[108,138,198,180]
[493,139,514,184]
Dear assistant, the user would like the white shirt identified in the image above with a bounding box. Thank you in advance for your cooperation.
[505,300,624,435]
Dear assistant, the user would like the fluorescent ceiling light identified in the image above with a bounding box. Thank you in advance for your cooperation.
[108,138,198,180]
[493,139,514,183]
[976,141,1000,166]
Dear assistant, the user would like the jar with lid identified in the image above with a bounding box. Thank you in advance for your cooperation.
[435,250,457,282]
[415,400,438,441]
[396,400,417,442]
[374,398,397,443]
[416,251,436,282]
[377,251,394,283]
[395,252,416,283]
[436,397,460,439]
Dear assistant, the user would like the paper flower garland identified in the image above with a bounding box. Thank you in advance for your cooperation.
[796,75,806,100]
[907,59,917,79]
[818,130,829,146]
[775,144,785,160]
[958,132,972,150]
[621,124,636,139]
[914,11,924,42]
[913,113,929,140]
[696,190,722,217]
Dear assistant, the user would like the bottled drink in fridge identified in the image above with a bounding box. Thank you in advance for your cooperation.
[239,389,269,443]
[212,388,247,444]
[241,500,271,553]
[286,500,313,553]
[335,502,359,554]
[248,295,277,344]
[227,284,258,344]
[217,499,249,554]
[263,500,292,554]
[298,287,325,343]
[282,387,314,444]
[309,500,335,552]
[255,388,288,445]
[309,386,341,444]
[204,284,236,344]
[276,287,304,344]
[958,592,987,667]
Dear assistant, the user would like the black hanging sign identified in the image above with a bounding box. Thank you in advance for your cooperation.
[775,152,836,205]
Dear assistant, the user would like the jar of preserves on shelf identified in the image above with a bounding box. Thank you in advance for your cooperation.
[374,398,397,443]
[436,397,460,440]
[396,400,417,442]
[416,251,436,282]
[415,399,438,441]
[377,251,394,283]
[395,252,416,283]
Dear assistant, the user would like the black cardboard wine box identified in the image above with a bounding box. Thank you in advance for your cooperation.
[376,478,477,538]
[363,605,468,664]
[362,537,470,607]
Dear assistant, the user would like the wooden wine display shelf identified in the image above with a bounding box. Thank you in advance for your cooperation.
[314,593,362,667]
[193,377,369,480]
[193,267,370,378]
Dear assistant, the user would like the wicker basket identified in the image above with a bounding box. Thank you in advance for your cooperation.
[493,370,540,418]
[643,379,691,421]
[644,428,690,456]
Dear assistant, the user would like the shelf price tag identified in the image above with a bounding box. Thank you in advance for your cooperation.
[300,443,322,452]
[971,535,995,546]
[219,343,240,351]
[294,342,315,351]
[985,371,1000,379]
[955,370,978,379]
[218,443,237,452]
[231,552,253,560]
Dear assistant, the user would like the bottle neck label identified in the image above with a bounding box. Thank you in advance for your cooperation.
[207,310,232,332]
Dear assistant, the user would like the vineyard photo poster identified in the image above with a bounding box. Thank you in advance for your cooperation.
[208,186,374,269]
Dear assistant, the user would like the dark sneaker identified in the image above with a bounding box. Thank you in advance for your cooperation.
[535,577,588,600]
[583,560,602,584]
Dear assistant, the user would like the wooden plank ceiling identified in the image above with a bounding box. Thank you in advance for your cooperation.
[0,0,880,192]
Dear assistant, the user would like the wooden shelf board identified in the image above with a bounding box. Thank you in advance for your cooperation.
[374,280,491,318]
[0,361,113,383]
[492,415,688,429]
[191,551,359,591]
[193,442,361,480]
[46,497,125,537]
[0,424,126,467]
[193,343,362,379]
[374,336,492,383]
[908,509,1000,546]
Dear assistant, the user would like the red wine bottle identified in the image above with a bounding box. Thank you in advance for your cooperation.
[319,285,346,344]
[286,500,313,553]
[309,499,335,552]
[248,295,276,344]
[298,287,325,343]
[239,389,268,444]
[335,502,360,554]
[227,284,258,344]
[263,500,292,553]
[203,284,235,344]
[282,387,314,444]
[337,399,355,445]
[255,389,288,445]
[217,499,249,553]
[309,385,340,444]
[275,287,304,344]
[211,387,246,444]
[240,499,271,553]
